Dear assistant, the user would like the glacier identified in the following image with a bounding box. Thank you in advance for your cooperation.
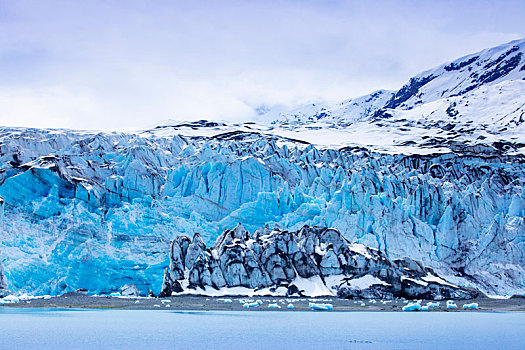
[0,245,8,297]
[0,39,524,297]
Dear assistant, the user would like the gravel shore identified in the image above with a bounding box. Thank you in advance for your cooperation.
[2,293,525,312]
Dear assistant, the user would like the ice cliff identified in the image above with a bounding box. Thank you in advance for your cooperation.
[160,223,480,300]
[0,248,8,297]
[0,39,524,297]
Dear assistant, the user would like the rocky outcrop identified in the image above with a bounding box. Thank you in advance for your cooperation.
[161,224,480,300]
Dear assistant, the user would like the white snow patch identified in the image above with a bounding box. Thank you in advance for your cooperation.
[422,274,458,288]
[401,277,428,287]
[346,275,390,290]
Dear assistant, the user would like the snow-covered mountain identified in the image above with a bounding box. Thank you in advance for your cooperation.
[0,39,524,297]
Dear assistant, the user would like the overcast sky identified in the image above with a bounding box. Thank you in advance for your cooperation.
[0,0,524,130]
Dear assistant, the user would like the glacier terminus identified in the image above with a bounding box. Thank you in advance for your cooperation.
[0,39,524,298]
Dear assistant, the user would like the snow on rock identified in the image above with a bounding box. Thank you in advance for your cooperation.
[346,275,389,290]
[161,224,479,300]
[259,39,525,154]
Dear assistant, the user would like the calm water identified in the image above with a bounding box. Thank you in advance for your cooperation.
[0,309,523,349]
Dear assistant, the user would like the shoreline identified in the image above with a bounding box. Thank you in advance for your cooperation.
[2,293,525,312]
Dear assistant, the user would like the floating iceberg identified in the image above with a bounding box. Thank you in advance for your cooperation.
[309,302,333,311]
[446,301,458,309]
[426,302,440,308]
[402,303,422,311]
[463,303,478,309]
[1,295,20,304]
[243,302,259,308]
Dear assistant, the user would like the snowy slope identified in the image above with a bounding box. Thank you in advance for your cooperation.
[0,39,524,297]
[254,38,525,153]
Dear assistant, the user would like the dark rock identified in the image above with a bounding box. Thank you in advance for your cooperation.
[385,74,436,109]
[444,56,479,71]
[160,224,480,300]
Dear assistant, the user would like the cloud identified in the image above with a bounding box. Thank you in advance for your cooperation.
[0,0,523,130]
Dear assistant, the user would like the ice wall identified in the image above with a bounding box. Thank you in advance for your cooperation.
[0,127,524,295]
[0,250,7,297]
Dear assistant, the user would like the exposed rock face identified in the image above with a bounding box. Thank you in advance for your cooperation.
[161,224,480,300]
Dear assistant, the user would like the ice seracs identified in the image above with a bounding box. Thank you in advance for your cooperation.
[0,249,8,298]
[120,284,140,297]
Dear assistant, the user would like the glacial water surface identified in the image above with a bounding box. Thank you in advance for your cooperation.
[0,309,523,349]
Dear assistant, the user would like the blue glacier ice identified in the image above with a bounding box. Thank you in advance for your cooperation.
[0,125,524,296]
